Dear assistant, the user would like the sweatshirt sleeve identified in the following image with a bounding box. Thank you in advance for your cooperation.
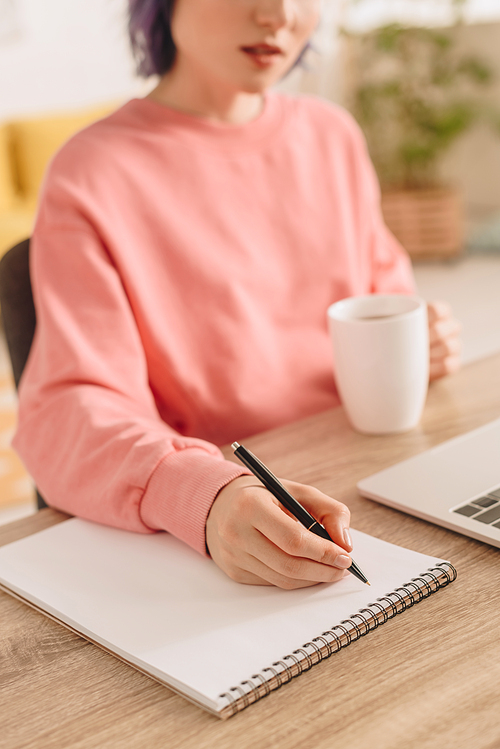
[13,210,249,556]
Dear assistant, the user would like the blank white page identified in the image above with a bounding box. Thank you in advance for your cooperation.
[0,519,447,713]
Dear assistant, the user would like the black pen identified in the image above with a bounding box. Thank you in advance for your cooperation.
[232,442,370,586]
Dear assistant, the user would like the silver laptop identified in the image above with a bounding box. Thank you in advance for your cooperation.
[357,417,500,548]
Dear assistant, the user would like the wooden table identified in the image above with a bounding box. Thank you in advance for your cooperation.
[2,353,500,749]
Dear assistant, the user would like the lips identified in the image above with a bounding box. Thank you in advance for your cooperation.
[241,44,283,56]
[241,43,284,68]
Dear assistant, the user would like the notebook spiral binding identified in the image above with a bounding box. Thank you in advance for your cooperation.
[218,561,457,717]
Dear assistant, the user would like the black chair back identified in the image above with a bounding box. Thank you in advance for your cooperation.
[0,239,36,387]
[0,238,47,509]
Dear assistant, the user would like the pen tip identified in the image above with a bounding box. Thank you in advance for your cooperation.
[366,581,371,586]
[231,442,240,451]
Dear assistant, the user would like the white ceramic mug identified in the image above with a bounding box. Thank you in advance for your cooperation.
[327,294,429,434]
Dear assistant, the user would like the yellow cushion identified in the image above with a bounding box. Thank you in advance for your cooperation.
[8,103,115,204]
[0,203,35,259]
[0,125,16,212]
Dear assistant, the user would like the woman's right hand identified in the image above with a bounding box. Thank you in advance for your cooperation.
[206,475,353,589]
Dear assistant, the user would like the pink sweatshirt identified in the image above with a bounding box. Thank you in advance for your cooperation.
[13,93,415,555]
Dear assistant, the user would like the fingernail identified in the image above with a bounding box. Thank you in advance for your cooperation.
[335,554,352,569]
[343,528,352,549]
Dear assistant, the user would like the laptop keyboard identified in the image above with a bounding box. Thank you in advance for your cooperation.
[453,487,500,528]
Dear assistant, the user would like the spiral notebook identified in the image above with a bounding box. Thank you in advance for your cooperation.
[0,518,456,719]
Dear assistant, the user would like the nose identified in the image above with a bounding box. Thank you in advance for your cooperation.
[254,0,296,29]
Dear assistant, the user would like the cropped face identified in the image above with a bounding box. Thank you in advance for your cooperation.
[170,0,321,93]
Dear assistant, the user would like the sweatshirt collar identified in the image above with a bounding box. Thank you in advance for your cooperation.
[122,91,285,152]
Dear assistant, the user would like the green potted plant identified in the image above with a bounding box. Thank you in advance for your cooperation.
[342,19,498,259]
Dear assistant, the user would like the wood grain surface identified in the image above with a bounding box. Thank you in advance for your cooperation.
[2,353,500,749]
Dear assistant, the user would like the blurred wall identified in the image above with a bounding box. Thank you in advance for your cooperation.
[0,0,144,120]
[438,23,500,223]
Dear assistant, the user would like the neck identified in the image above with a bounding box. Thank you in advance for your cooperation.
[147,59,264,125]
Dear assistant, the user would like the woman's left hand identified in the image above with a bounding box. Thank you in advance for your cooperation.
[427,301,461,381]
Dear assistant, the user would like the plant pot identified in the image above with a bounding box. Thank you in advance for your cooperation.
[381,187,464,260]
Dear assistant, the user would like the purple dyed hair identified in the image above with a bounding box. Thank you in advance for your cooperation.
[128,0,312,79]
[128,0,176,77]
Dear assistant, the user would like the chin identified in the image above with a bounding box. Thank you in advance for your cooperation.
[240,82,269,94]
[238,72,285,94]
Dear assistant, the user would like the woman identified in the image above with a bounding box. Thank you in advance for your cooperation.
[14,0,460,589]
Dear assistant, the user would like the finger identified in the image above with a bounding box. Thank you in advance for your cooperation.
[427,300,452,324]
[246,526,351,584]
[218,547,343,588]
[252,497,351,568]
[223,565,275,586]
[246,549,348,589]
[216,519,349,588]
[212,538,347,589]
[428,317,461,345]
[430,337,461,359]
[429,355,461,380]
[239,551,347,589]
[280,480,352,551]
